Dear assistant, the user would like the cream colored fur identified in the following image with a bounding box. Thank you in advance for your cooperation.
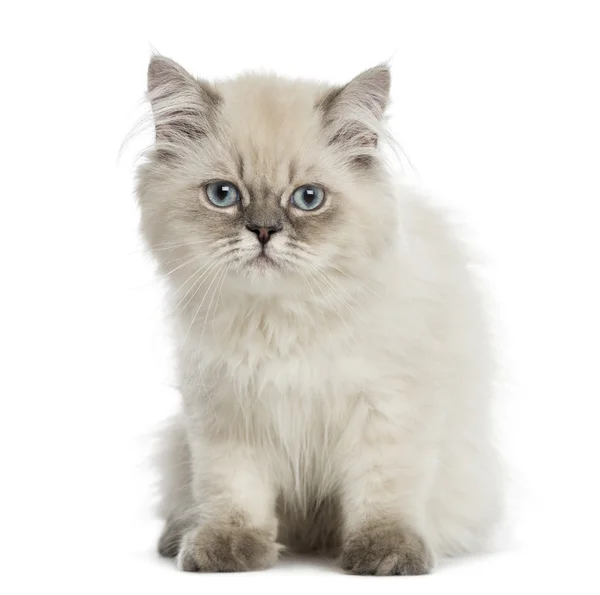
[137,55,503,574]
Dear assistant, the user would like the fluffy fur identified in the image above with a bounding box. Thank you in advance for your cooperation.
[136,55,503,575]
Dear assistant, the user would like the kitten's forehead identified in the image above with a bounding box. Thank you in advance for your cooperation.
[215,74,326,185]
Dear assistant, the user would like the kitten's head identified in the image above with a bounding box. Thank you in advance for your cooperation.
[137,56,397,296]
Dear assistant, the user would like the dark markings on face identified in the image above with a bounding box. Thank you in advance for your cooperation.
[315,85,380,172]
[179,187,246,233]
[350,154,377,170]
[288,159,297,183]
[174,175,343,259]
[289,196,340,244]
[154,148,178,162]
[212,170,341,247]
[329,121,377,148]
[153,116,208,160]
[236,152,245,181]
[325,122,379,171]
[152,78,223,160]
[244,182,285,230]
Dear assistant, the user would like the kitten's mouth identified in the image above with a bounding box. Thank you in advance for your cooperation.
[249,250,281,271]
[255,252,277,265]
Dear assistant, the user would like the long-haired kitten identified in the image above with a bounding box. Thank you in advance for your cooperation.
[136,55,503,575]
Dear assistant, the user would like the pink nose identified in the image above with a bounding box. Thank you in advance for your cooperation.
[246,224,282,245]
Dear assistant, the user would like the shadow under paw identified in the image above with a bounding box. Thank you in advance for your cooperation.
[177,524,281,572]
[341,523,435,576]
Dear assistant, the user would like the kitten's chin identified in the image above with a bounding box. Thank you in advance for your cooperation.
[244,256,284,283]
[252,253,279,269]
[232,253,299,294]
[241,250,285,275]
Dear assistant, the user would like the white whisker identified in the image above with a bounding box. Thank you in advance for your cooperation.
[311,267,369,324]
[179,260,222,319]
[212,263,231,337]
[166,259,220,317]
[294,265,334,347]
[306,268,357,347]
[183,264,224,341]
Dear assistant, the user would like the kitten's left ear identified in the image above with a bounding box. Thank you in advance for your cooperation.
[147,55,221,144]
[319,65,391,153]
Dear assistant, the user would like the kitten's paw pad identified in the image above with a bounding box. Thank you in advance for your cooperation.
[341,524,434,576]
[176,525,281,572]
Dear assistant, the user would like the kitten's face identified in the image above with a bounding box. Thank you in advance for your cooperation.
[137,57,397,295]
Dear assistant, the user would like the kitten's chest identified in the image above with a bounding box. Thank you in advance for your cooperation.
[214,336,357,401]
[189,304,383,488]
[188,297,387,451]
[203,300,370,398]
[207,329,373,463]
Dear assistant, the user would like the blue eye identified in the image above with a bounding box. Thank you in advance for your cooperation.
[290,185,325,211]
[206,181,240,208]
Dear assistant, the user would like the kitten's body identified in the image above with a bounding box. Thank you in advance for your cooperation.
[138,57,503,574]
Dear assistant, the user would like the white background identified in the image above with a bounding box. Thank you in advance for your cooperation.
[1,1,599,593]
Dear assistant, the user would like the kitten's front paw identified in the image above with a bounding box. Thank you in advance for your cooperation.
[341,523,435,576]
[177,524,281,572]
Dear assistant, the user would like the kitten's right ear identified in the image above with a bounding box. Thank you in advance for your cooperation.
[147,55,221,143]
[318,65,390,167]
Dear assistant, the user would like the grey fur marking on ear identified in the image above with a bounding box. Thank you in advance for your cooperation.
[147,55,221,146]
[340,64,391,121]
[148,55,191,93]
[318,65,391,165]
[319,65,390,121]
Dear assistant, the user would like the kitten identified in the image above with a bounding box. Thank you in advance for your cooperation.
[136,55,503,575]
